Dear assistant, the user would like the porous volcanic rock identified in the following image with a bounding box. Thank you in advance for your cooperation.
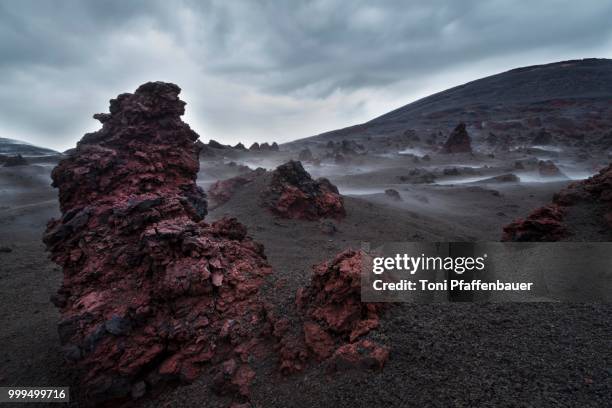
[263,160,345,220]
[43,82,273,403]
[441,123,472,154]
[208,168,266,206]
[277,250,388,373]
[503,164,612,241]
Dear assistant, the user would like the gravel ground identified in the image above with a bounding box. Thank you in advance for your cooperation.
[0,165,610,407]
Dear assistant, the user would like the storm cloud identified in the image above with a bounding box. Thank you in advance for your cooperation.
[1,0,611,151]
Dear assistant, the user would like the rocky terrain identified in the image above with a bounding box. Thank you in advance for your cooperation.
[0,59,610,407]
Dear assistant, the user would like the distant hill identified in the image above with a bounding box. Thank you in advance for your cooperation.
[0,137,59,157]
[289,58,612,146]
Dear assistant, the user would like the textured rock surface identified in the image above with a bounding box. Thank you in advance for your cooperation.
[43,82,272,402]
[441,123,472,154]
[278,250,388,373]
[264,161,345,220]
[208,168,266,206]
[538,160,566,178]
[503,164,612,241]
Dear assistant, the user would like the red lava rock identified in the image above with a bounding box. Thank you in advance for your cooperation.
[538,160,566,177]
[328,340,389,372]
[441,123,472,154]
[303,322,334,360]
[208,168,266,206]
[43,82,272,403]
[264,160,345,220]
[279,250,387,373]
[503,164,612,240]
[296,250,383,339]
[501,205,569,241]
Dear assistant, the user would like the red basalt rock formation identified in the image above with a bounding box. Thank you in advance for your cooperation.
[441,123,472,154]
[43,82,272,403]
[263,160,346,220]
[278,250,388,373]
[208,168,266,206]
[502,164,612,241]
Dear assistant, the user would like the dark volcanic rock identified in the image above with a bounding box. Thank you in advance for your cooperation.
[531,128,553,145]
[384,189,402,201]
[43,82,273,403]
[234,142,247,150]
[263,161,345,220]
[538,160,566,178]
[279,250,388,373]
[503,164,612,241]
[298,148,313,161]
[208,168,266,206]
[2,154,28,167]
[502,205,569,241]
[441,123,472,154]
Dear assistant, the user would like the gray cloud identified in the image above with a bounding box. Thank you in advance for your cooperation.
[0,0,611,151]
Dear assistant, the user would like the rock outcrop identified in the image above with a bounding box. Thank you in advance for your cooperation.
[538,160,566,178]
[441,123,472,154]
[208,168,266,206]
[502,164,612,241]
[278,250,388,373]
[43,82,272,403]
[532,128,553,145]
[263,161,345,220]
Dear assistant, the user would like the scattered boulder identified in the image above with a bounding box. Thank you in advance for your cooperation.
[208,168,266,206]
[443,167,460,176]
[263,161,345,220]
[298,148,313,161]
[43,82,273,403]
[279,250,388,373]
[503,164,612,241]
[384,189,402,201]
[319,219,338,235]
[531,129,553,145]
[502,205,569,241]
[538,160,566,178]
[328,340,389,372]
[441,123,472,154]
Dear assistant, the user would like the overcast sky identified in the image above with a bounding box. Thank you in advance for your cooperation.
[1,0,611,152]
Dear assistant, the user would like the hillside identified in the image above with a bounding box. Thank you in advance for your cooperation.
[289,58,612,146]
[0,137,59,157]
